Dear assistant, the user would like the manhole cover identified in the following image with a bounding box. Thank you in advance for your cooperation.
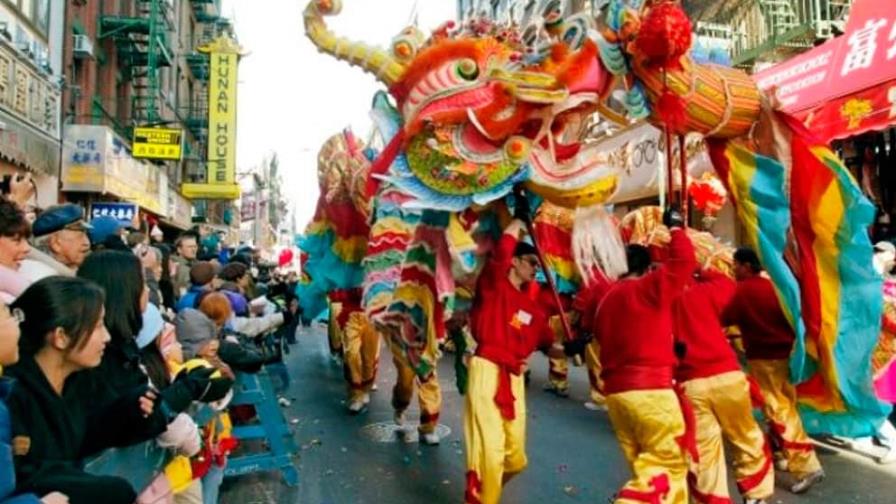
[359,421,452,444]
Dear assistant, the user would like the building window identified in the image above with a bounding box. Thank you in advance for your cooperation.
[4,0,50,37]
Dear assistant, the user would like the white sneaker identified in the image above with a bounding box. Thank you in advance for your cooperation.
[790,469,824,494]
[394,409,407,427]
[370,383,379,391]
[878,446,896,464]
[362,393,371,405]
[743,499,767,504]
[278,397,291,407]
[420,431,440,445]
[584,401,607,411]
[347,400,365,414]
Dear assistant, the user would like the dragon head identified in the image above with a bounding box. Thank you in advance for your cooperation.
[304,0,617,210]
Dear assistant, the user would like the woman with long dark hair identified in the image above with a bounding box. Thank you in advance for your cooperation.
[77,250,154,395]
[5,276,158,504]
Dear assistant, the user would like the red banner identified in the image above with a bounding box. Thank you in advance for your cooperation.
[806,78,896,141]
[753,0,896,140]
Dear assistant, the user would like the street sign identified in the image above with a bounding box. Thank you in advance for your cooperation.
[90,202,138,225]
[133,127,183,160]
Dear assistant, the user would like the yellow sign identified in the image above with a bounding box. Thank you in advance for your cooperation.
[182,36,242,200]
[133,127,183,160]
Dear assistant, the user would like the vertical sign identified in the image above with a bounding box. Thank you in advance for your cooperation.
[182,36,242,200]
[209,51,237,186]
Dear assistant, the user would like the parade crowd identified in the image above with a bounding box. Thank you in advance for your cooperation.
[0,176,299,504]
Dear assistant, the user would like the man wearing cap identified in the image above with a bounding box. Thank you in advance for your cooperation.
[464,217,553,504]
[19,204,91,281]
[175,261,218,313]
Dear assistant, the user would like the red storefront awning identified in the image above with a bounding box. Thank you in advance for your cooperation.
[753,0,896,142]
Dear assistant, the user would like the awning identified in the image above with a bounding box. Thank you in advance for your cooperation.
[754,0,896,141]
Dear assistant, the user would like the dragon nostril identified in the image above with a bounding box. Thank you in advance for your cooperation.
[456,59,479,81]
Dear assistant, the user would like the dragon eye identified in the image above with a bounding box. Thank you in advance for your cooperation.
[456,59,479,81]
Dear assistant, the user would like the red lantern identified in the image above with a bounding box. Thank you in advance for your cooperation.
[688,173,727,217]
[633,1,692,70]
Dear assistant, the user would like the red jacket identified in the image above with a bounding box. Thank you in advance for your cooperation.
[593,229,696,394]
[673,270,741,382]
[573,274,614,336]
[722,275,795,360]
[470,233,551,419]
[470,234,552,364]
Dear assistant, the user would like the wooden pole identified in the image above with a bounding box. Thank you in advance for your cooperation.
[679,134,688,226]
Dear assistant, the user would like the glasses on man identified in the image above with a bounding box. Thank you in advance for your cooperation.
[522,257,540,268]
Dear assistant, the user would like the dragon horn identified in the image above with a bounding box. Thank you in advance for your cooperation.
[303,0,405,86]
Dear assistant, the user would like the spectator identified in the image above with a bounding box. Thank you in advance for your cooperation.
[142,246,164,309]
[149,225,164,245]
[155,244,177,312]
[172,233,200,299]
[6,277,158,504]
[79,251,229,425]
[126,232,148,250]
[86,216,126,251]
[3,297,70,504]
[175,262,218,313]
[218,263,250,316]
[19,205,91,281]
[0,198,31,303]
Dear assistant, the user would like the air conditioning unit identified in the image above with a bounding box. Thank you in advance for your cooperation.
[73,34,94,59]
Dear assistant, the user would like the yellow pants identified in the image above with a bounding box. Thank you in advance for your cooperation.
[606,389,688,504]
[547,315,569,391]
[464,357,527,504]
[387,334,442,433]
[343,311,381,402]
[328,302,344,355]
[584,340,606,405]
[681,371,774,502]
[747,359,822,478]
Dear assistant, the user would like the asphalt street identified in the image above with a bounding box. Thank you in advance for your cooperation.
[220,324,896,504]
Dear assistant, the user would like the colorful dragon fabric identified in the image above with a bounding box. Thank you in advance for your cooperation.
[301,0,887,434]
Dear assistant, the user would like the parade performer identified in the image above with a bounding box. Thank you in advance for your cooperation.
[388,331,442,445]
[722,248,824,494]
[673,268,773,504]
[329,288,380,414]
[464,211,554,504]
[593,207,695,504]
[573,273,614,410]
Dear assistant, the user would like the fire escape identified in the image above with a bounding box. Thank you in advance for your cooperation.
[98,0,175,128]
[692,0,854,70]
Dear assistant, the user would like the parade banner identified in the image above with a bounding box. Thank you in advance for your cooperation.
[182,36,242,200]
[754,0,896,140]
[709,112,889,437]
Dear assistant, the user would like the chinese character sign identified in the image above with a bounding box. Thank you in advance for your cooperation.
[61,125,110,192]
[90,202,138,226]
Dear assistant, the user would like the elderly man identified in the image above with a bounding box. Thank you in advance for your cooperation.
[19,204,91,280]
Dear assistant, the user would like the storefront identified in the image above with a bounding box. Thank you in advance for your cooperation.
[0,39,62,209]
[60,124,170,226]
[754,0,896,239]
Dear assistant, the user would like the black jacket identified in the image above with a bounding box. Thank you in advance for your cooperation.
[4,356,161,504]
